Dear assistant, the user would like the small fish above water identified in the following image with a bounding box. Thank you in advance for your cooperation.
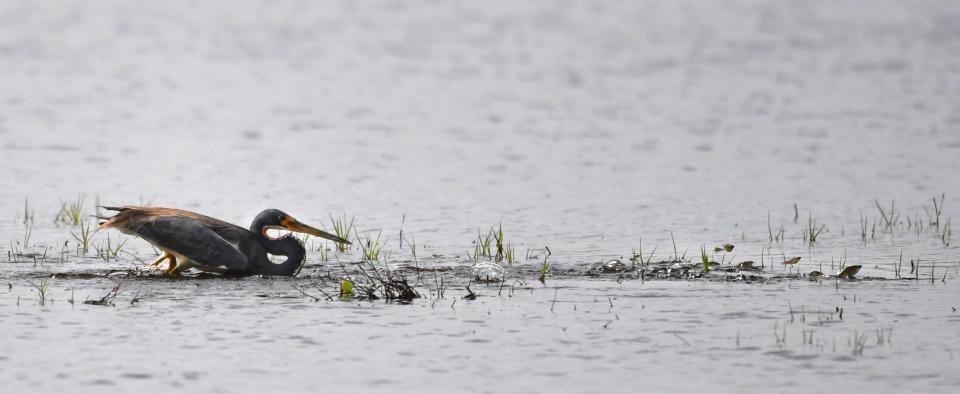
[736,261,755,269]
[783,257,801,265]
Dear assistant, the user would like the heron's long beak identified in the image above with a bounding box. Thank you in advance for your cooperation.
[282,217,351,245]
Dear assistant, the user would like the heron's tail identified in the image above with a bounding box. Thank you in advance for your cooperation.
[96,206,131,229]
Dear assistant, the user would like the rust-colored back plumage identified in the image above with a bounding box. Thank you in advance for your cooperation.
[99,206,241,232]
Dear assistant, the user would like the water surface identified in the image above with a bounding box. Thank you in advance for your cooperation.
[1,1,959,392]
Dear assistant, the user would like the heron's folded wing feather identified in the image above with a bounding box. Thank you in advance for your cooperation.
[135,217,248,270]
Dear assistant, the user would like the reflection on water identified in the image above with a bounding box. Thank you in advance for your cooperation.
[1,0,959,392]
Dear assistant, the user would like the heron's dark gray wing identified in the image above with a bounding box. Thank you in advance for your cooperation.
[135,217,249,271]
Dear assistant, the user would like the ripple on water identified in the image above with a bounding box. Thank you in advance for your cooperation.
[82,379,115,386]
[765,350,820,361]
[119,373,153,380]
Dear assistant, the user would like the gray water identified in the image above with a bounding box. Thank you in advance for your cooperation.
[1,1,959,393]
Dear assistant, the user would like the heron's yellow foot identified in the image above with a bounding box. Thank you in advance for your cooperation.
[162,255,179,275]
[150,252,174,268]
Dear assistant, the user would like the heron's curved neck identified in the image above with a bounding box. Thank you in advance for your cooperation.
[256,234,306,276]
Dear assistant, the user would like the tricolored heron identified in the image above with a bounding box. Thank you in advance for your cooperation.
[98,206,350,276]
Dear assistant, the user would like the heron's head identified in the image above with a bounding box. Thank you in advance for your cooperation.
[254,209,351,245]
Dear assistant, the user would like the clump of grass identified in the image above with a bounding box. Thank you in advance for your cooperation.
[401,235,420,273]
[629,239,657,271]
[930,193,945,228]
[537,247,551,284]
[700,245,710,273]
[353,261,420,302]
[471,230,494,260]
[538,256,549,284]
[852,330,868,356]
[70,220,94,255]
[93,234,127,262]
[55,194,86,226]
[28,278,51,306]
[767,212,784,243]
[356,229,384,262]
[492,224,508,262]
[329,214,354,252]
[469,224,515,264]
[874,199,899,230]
[773,321,786,347]
[804,213,826,245]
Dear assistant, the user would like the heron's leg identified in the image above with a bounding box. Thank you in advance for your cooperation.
[150,252,173,268]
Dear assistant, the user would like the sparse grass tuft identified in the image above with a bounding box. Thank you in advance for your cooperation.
[70,220,94,255]
[55,194,86,226]
[470,224,515,264]
[931,193,945,228]
[352,260,420,302]
[93,234,127,262]
[537,248,551,285]
[700,245,710,273]
[629,239,657,271]
[471,229,494,260]
[539,255,549,284]
[852,330,868,356]
[356,229,384,262]
[767,212,784,243]
[804,213,826,245]
[28,278,51,306]
[874,199,899,230]
[329,214,354,252]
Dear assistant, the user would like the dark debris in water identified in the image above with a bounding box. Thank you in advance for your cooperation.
[581,259,887,283]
